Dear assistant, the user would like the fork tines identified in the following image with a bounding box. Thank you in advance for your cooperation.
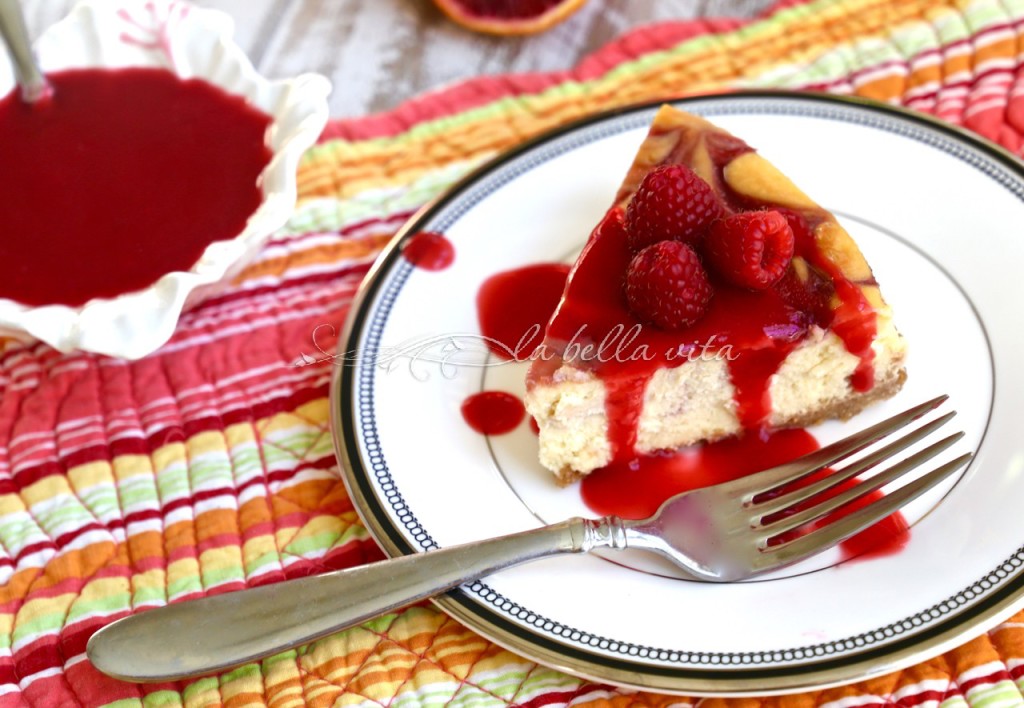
[747,395,972,565]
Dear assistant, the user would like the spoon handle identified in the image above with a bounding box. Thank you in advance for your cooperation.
[0,0,49,102]
[87,518,606,683]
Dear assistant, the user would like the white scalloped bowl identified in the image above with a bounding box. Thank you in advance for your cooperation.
[0,0,330,359]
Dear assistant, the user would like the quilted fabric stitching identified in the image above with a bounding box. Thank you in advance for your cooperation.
[0,0,1023,706]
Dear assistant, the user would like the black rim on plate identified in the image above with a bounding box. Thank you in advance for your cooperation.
[330,91,1019,694]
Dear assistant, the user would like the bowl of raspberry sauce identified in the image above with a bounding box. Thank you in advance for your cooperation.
[0,0,330,358]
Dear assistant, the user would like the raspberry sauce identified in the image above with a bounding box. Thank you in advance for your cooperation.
[583,429,820,519]
[820,264,877,392]
[580,429,908,561]
[0,68,272,307]
[477,264,571,360]
[540,196,878,465]
[545,208,812,455]
[402,231,455,271]
[461,391,526,435]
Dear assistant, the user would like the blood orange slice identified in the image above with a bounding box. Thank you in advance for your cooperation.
[431,0,588,36]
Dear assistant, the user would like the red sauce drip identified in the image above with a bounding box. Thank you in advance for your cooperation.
[583,429,818,518]
[729,345,797,430]
[402,231,455,271]
[461,391,525,435]
[581,429,907,561]
[605,375,652,462]
[477,264,571,361]
[773,209,877,393]
[540,197,881,462]
[529,417,540,436]
[827,275,877,392]
[0,68,272,307]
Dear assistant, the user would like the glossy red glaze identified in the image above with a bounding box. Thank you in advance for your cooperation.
[477,263,571,360]
[582,428,820,519]
[0,68,272,307]
[544,193,879,460]
[581,428,907,560]
[461,391,526,435]
[402,231,455,271]
[546,208,812,443]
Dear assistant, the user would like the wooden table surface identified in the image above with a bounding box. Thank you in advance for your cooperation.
[23,0,775,118]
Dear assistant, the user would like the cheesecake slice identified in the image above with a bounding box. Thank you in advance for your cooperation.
[525,106,907,484]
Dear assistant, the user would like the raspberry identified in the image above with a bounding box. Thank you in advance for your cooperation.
[704,210,795,290]
[625,241,713,330]
[625,164,722,252]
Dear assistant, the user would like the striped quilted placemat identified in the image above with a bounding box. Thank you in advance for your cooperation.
[2,0,1023,705]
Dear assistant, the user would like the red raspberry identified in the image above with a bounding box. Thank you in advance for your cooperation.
[704,210,795,290]
[625,241,713,330]
[625,164,722,252]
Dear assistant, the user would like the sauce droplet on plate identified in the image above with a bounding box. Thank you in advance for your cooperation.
[461,391,525,435]
[402,231,455,271]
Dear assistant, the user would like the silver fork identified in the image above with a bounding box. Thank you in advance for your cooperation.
[86,395,970,683]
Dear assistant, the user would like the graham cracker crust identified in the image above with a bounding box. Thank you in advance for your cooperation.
[774,367,908,430]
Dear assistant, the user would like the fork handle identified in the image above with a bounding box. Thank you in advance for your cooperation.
[87,517,621,683]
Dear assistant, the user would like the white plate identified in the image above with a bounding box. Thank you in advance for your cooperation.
[331,94,1020,695]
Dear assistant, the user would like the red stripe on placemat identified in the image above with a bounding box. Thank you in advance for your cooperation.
[959,668,1015,693]
[514,684,617,707]
[189,261,372,314]
[0,381,333,494]
[895,688,947,706]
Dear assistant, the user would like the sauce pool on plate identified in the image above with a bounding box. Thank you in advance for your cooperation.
[461,391,526,435]
[0,67,272,307]
[580,428,909,561]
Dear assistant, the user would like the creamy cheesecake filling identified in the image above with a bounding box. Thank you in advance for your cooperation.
[528,311,906,478]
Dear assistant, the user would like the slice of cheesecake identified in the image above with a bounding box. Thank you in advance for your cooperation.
[525,106,907,485]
